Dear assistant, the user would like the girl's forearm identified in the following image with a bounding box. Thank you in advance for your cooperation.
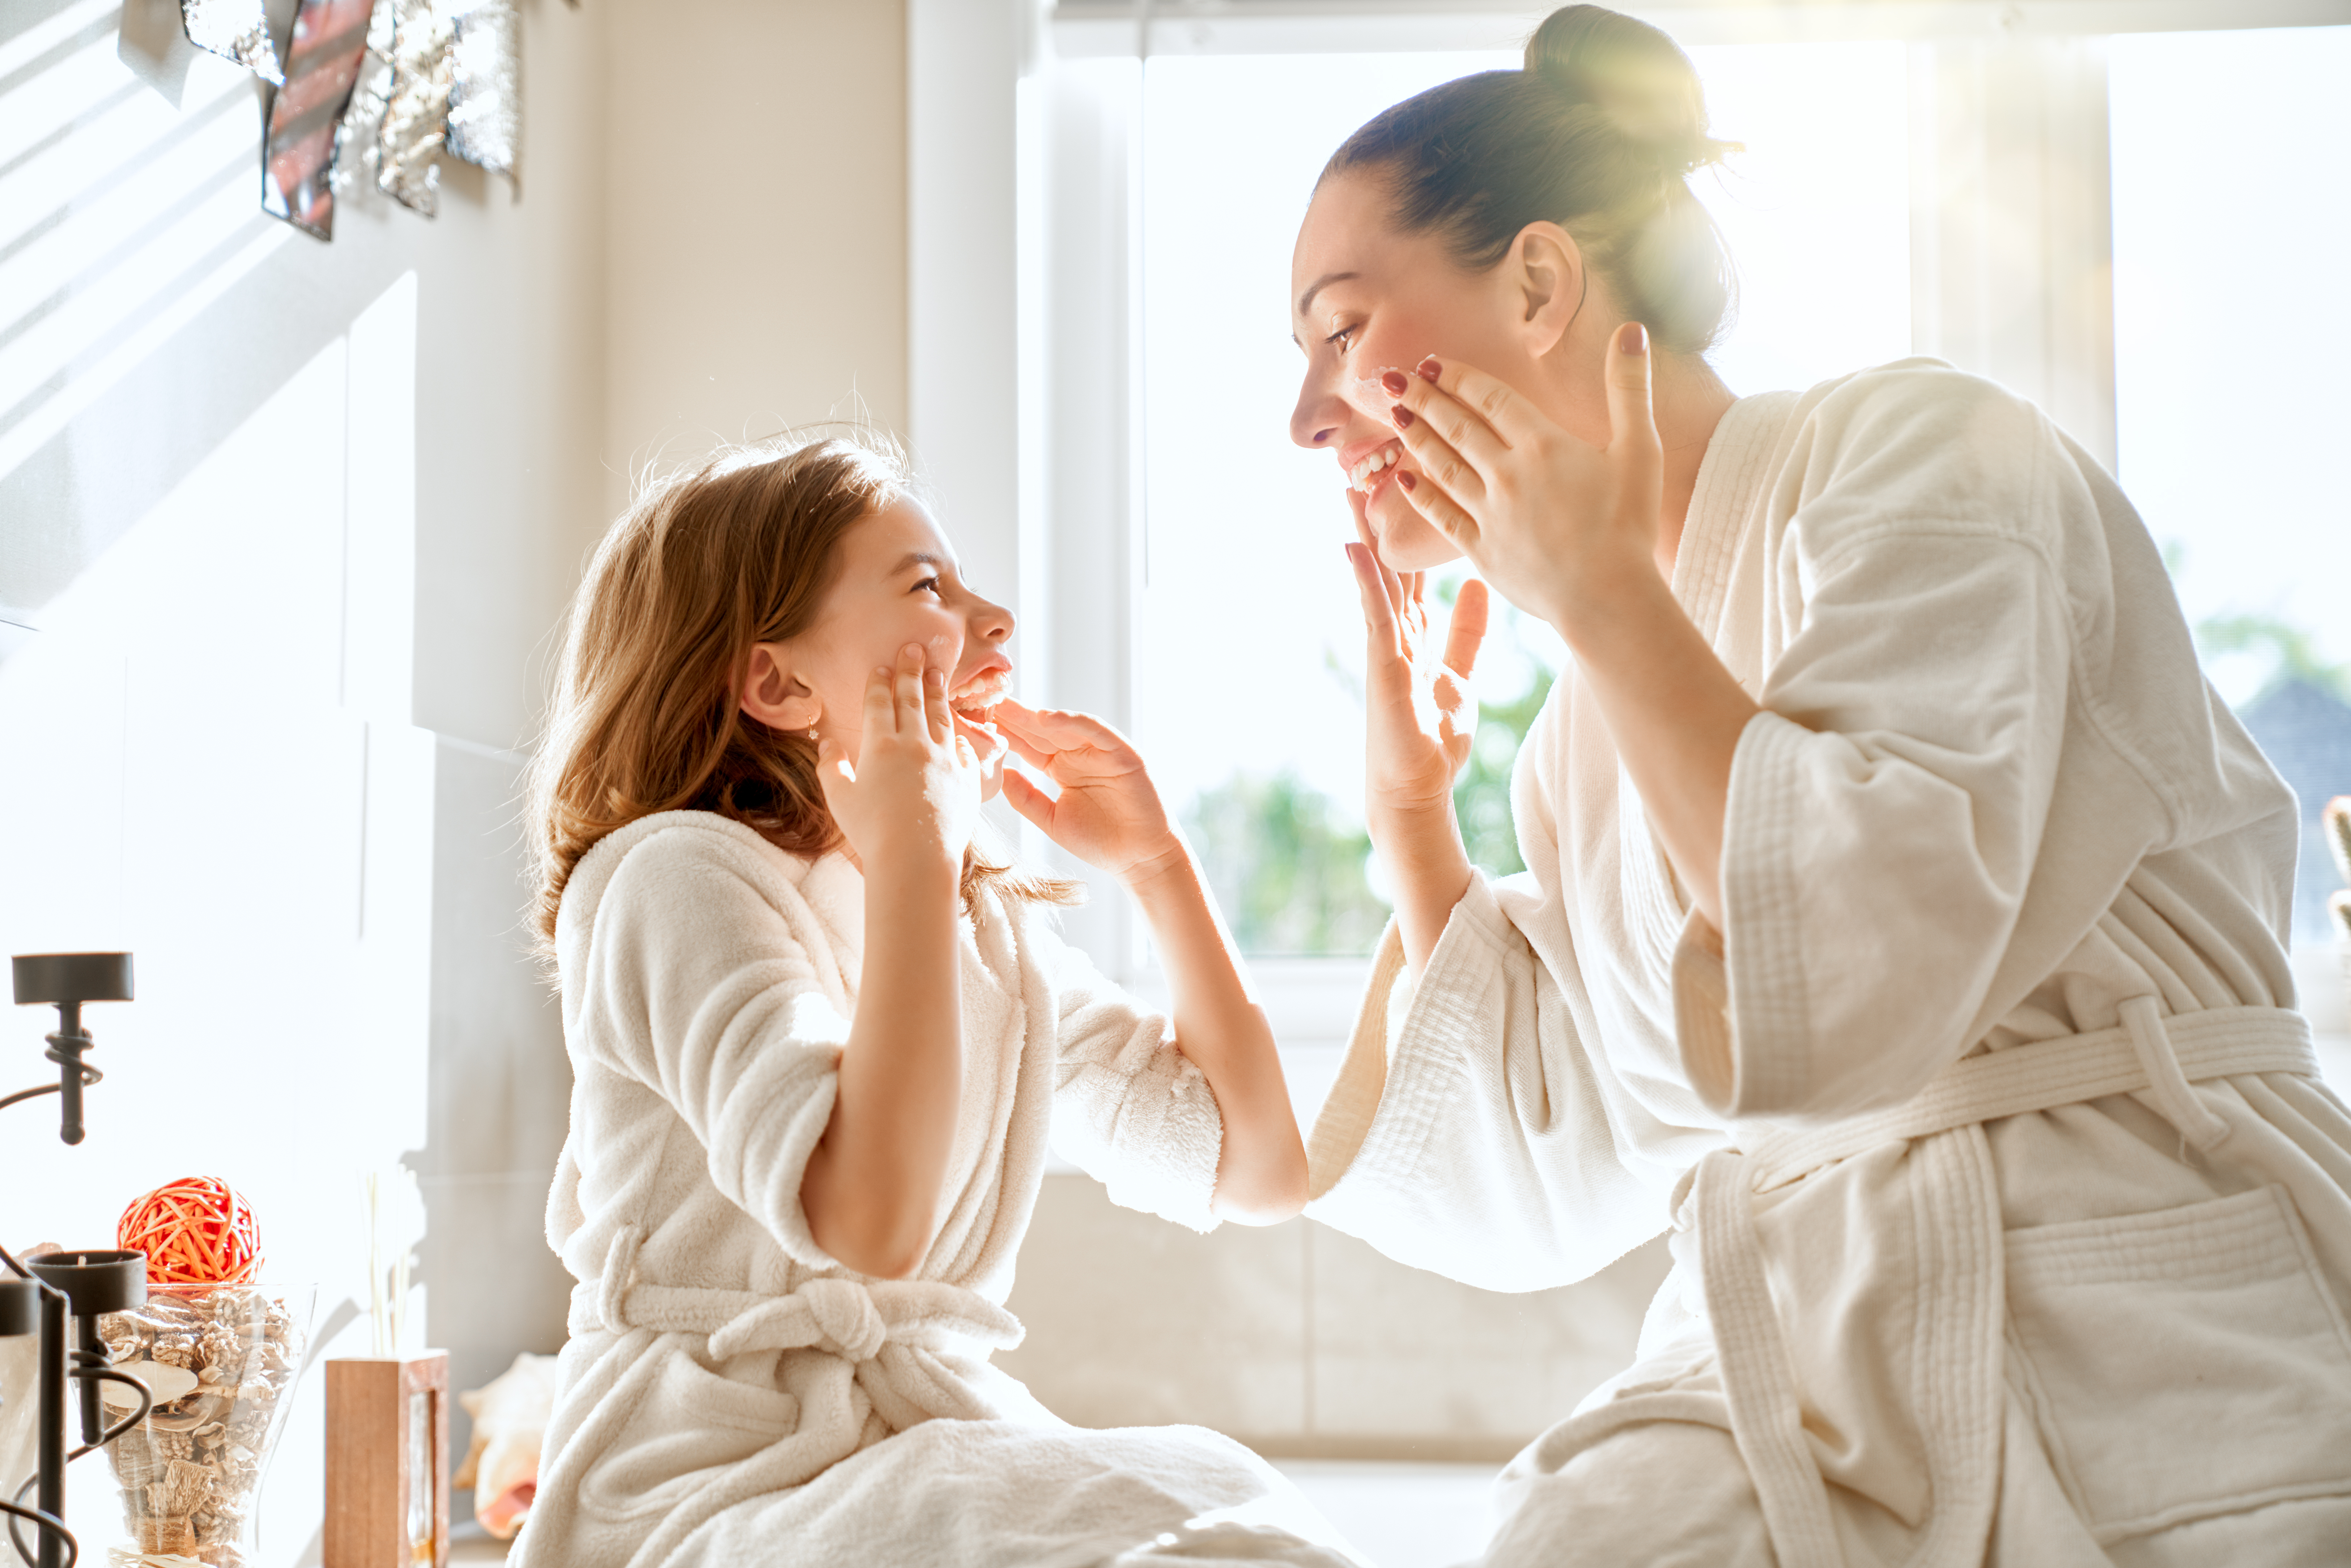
[1367,799,1473,974]
[1122,841,1307,1223]
[800,849,964,1278]
[1556,567,1753,930]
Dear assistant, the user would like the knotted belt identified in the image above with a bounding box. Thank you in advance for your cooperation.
[567,1224,1025,1367]
[1682,1002,2318,1568]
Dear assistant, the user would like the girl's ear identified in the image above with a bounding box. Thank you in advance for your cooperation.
[1511,222,1583,359]
[739,644,822,732]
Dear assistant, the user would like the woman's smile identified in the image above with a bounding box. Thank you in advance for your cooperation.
[1345,437,1406,495]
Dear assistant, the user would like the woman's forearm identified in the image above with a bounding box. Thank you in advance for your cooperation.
[800,849,964,1278]
[1556,566,1754,931]
[1122,841,1308,1223]
[1366,798,1474,974]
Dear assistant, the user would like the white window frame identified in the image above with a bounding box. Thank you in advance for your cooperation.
[911,0,2351,1045]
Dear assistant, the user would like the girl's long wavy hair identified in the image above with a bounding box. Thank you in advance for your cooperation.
[527,429,1075,958]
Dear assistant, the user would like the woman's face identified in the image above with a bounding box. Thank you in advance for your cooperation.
[756,496,1014,762]
[1289,170,1542,571]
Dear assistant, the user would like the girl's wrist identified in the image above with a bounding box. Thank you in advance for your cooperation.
[1119,834,1194,897]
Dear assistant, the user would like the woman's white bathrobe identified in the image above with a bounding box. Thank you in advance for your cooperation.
[516,812,1357,1568]
[1306,360,2351,1565]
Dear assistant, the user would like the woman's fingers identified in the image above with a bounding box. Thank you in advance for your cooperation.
[1412,356,1546,449]
[862,660,898,741]
[1345,541,1404,660]
[1444,577,1490,679]
[1605,323,1664,507]
[999,766,1055,831]
[1386,397,1487,506]
[1347,489,1408,622]
[1386,464,1482,553]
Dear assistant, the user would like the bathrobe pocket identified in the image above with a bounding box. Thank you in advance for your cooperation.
[577,1344,803,1522]
[2003,1185,2351,1543]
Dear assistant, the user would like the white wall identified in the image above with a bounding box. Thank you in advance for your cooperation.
[0,1,609,1559]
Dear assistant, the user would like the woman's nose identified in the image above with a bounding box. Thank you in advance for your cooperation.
[1291,374,1348,450]
[973,595,1013,644]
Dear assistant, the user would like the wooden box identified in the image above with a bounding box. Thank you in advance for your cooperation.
[324,1353,450,1568]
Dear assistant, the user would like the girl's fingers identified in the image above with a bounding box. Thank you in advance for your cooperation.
[1605,322,1665,503]
[863,662,898,739]
[991,719,1059,773]
[923,664,953,746]
[1443,577,1490,680]
[893,645,927,734]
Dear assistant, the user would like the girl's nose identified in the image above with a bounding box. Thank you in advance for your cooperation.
[972,595,1013,644]
[1291,373,1348,450]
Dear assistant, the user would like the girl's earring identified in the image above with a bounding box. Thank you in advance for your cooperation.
[805,726,818,742]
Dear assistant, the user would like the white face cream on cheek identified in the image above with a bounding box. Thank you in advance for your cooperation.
[1340,369,1408,422]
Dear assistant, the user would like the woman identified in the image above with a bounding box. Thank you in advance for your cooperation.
[1293,7,2351,1564]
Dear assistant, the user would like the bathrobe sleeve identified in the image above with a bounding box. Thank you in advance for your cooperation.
[1303,799,1669,1293]
[582,828,850,1269]
[1675,374,2091,1120]
[1040,928,1225,1235]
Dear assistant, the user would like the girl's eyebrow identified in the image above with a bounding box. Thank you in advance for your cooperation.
[890,551,946,575]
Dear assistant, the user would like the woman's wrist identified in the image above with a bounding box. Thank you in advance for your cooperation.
[1117,833,1195,897]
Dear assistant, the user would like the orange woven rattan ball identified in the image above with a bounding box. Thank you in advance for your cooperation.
[118,1177,264,1286]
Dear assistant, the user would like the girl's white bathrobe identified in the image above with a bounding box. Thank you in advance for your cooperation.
[516,812,1356,1568]
[1306,360,2351,1565]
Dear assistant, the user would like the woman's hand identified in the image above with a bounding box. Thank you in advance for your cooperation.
[992,701,1184,885]
[817,642,985,880]
[1378,324,1663,635]
[1345,491,1487,973]
[1346,489,1488,821]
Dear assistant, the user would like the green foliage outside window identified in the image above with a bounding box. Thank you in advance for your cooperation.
[1185,587,1557,955]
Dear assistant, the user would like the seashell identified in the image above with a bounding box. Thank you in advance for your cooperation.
[102,1361,200,1406]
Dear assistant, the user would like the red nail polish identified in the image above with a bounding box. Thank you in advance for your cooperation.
[1398,471,1417,491]
[1381,370,1409,395]
[1619,322,1648,356]
[1391,405,1414,429]
[1416,357,1441,381]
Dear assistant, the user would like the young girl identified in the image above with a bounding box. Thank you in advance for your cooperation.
[514,434,1351,1567]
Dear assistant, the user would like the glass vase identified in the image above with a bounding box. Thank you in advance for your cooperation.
[96,1283,314,1568]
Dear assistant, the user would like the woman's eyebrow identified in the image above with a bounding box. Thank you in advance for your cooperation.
[1296,271,1361,319]
[890,551,946,576]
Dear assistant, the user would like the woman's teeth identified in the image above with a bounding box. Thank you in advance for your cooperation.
[1350,446,1401,493]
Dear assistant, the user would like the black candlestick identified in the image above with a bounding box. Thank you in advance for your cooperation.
[5,953,150,1568]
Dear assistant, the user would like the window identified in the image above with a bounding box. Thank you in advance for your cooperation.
[1132,41,1914,957]
[2110,24,2351,946]
[988,4,2351,1037]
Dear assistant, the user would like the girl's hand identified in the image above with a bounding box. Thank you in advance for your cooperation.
[1346,488,1488,822]
[1378,325,1663,635]
[992,701,1183,885]
[817,643,984,879]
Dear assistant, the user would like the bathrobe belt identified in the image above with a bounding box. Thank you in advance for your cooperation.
[1679,1002,2320,1568]
[567,1225,1025,1366]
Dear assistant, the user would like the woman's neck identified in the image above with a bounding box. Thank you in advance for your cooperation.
[1651,352,1738,581]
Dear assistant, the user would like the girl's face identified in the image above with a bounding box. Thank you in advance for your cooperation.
[743,496,1014,768]
[1288,170,1560,571]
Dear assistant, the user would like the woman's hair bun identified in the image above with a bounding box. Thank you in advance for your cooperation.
[1526,4,1735,176]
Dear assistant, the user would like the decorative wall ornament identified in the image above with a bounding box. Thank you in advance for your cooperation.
[377,0,457,216]
[444,0,519,183]
[332,0,400,200]
[179,0,283,85]
[260,0,375,239]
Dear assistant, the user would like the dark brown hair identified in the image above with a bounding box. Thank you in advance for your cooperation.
[528,430,1074,953]
[1322,4,1739,353]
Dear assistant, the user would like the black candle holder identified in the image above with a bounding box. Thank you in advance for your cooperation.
[3,954,153,1568]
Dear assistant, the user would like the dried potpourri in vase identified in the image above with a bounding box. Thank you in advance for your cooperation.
[97,1179,313,1568]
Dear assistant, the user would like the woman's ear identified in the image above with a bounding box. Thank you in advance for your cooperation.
[1510,222,1584,359]
[739,644,822,732]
